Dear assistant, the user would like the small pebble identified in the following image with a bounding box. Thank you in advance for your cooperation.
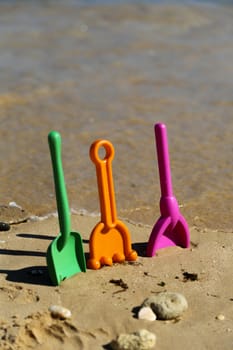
[142,292,188,320]
[49,305,71,320]
[9,201,22,209]
[216,314,225,321]
[138,306,156,321]
[110,329,156,350]
[0,222,10,231]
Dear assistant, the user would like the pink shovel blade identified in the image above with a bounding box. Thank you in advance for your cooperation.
[147,215,190,257]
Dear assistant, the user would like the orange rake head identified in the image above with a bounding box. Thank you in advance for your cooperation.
[87,139,137,269]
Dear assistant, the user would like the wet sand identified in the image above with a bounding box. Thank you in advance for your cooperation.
[0,1,233,230]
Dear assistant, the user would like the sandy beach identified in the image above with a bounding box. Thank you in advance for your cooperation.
[0,213,232,349]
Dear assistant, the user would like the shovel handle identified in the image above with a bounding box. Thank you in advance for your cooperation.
[48,131,70,249]
[90,139,117,229]
[155,123,173,197]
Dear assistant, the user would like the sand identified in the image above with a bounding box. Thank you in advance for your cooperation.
[0,213,232,349]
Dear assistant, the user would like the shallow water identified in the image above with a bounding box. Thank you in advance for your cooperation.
[0,0,233,230]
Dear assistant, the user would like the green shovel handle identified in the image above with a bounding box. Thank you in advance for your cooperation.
[48,131,70,250]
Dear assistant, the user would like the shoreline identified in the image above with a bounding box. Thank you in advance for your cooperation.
[0,213,232,349]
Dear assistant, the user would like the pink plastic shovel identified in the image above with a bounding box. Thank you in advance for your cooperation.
[146,123,190,257]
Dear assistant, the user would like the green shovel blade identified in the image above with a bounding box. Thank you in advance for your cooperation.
[46,231,86,286]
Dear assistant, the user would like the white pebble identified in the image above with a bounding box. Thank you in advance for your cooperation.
[142,292,188,320]
[49,305,71,319]
[138,306,156,321]
[9,201,22,209]
[111,329,156,350]
[216,314,225,321]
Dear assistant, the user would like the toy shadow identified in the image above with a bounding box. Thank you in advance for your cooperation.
[0,232,53,285]
[17,233,55,240]
[0,248,46,257]
[0,266,52,286]
[132,242,147,257]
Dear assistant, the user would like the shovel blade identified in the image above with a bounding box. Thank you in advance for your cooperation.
[46,231,86,286]
[147,215,190,257]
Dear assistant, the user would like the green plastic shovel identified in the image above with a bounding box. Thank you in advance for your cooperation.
[46,131,86,286]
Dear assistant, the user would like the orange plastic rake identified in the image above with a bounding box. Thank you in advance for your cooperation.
[87,139,138,269]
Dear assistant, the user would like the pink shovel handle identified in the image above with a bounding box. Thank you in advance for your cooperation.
[155,123,173,197]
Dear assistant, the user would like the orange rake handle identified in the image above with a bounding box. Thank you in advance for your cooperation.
[90,139,117,230]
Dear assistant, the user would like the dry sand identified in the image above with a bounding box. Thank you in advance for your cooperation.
[0,214,232,349]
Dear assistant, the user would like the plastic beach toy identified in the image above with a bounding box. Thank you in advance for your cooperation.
[46,131,86,285]
[146,123,190,257]
[87,139,138,269]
